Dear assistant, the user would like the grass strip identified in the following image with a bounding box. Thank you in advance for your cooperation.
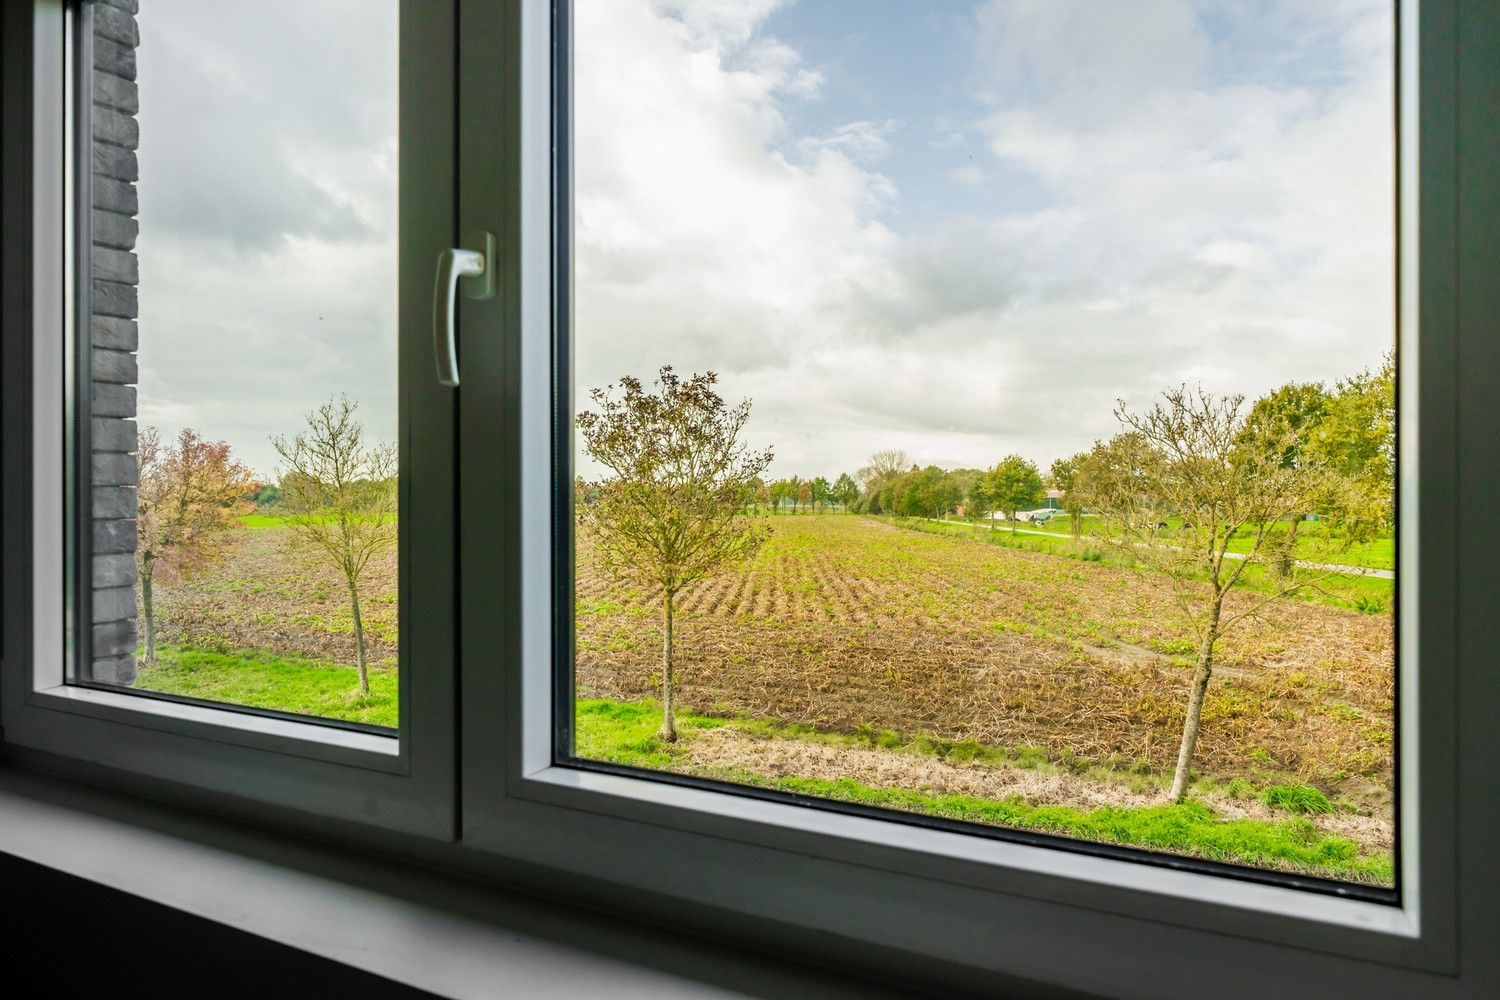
[576,698,1392,885]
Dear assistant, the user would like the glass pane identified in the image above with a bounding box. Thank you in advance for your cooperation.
[566,0,1397,889]
[81,0,400,728]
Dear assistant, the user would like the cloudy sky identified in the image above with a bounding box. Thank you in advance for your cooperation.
[133,0,1394,482]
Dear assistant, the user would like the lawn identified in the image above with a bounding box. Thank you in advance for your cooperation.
[939,514,1395,572]
[900,516,1394,613]
[134,645,397,728]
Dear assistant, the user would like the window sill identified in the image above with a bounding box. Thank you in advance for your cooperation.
[0,765,901,1000]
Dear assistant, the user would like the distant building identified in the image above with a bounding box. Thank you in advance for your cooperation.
[1045,489,1064,510]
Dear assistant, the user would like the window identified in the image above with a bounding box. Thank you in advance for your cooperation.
[78,0,404,730]
[4,2,1494,996]
[2,0,458,839]
[559,0,1398,893]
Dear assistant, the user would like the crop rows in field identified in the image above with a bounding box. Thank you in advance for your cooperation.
[576,515,1393,805]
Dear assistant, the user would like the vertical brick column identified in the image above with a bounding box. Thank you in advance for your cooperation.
[90,0,140,685]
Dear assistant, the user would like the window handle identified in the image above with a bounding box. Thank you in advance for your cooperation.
[432,232,495,387]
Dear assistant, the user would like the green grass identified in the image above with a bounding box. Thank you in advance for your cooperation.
[899,517,1394,613]
[950,515,1394,571]
[239,512,396,529]
[575,698,1391,884]
[134,645,396,728]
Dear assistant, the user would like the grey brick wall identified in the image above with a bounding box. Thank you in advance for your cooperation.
[90,0,141,685]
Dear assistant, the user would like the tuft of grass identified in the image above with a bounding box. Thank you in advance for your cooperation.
[1262,783,1334,815]
[134,645,396,727]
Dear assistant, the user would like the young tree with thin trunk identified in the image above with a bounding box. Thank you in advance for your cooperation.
[1082,388,1360,802]
[271,395,397,696]
[135,427,256,666]
[577,368,772,741]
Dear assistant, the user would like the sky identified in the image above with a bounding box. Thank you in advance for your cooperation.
[131,0,1395,483]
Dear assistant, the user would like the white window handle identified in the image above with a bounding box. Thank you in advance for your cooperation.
[432,232,495,387]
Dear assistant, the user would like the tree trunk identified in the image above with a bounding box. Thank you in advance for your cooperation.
[1277,516,1302,579]
[1168,598,1224,801]
[1071,511,1082,540]
[348,578,369,695]
[659,590,678,741]
[140,567,156,666]
[1010,510,1018,535]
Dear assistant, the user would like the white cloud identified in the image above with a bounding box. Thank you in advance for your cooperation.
[572,0,1396,479]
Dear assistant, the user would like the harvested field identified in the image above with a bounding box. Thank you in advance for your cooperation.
[148,525,398,669]
[576,515,1394,809]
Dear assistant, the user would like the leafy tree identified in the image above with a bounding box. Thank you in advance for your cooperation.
[1309,352,1395,532]
[856,450,911,513]
[271,395,397,695]
[985,455,1045,533]
[1085,388,1361,801]
[576,368,772,741]
[810,476,831,512]
[1048,453,1089,538]
[796,479,813,512]
[251,483,283,509]
[136,427,256,666]
[831,473,860,510]
[1239,382,1331,575]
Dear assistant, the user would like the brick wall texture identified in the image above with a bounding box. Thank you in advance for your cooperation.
[90,0,140,685]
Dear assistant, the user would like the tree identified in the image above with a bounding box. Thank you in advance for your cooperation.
[1309,352,1395,534]
[857,449,909,492]
[1238,382,1331,576]
[831,473,860,510]
[1085,387,1360,801]
[271,395,397,696]
[810,476,831,512]
[1048,453,1089,538]
[135,427,256,666]
[577,368,772,741]
[985,455,1045,533]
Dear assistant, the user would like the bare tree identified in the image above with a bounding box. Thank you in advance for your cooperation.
[1081,387,1359,801]
[136,427,256,666]
[577,368,772,741]
[271,395,397,695]
[856,449,910,493]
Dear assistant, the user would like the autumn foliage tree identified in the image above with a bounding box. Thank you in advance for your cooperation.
[135,427,256,666]
[577,368,772,741]
[271,395,397,696]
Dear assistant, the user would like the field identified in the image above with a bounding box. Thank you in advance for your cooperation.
[577,516,1393,789]
[134,512,1395,882]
